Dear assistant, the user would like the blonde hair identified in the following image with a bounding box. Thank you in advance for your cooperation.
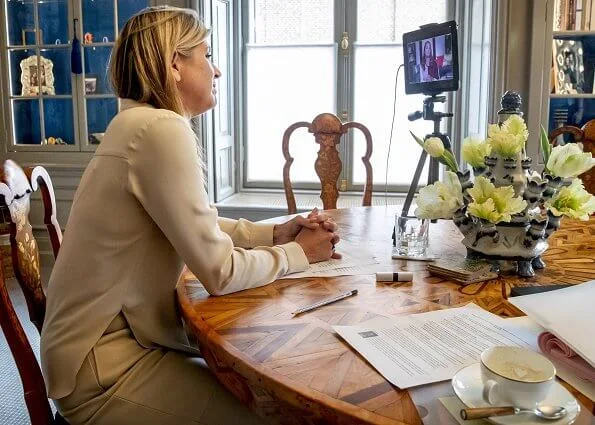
[110,6,211,117]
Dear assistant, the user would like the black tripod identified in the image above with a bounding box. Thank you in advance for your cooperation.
[401,94,453,217]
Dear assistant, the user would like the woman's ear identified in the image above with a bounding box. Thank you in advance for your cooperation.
[171,53,182,83]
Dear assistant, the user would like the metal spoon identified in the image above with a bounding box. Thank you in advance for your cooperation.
[460,405,567,420]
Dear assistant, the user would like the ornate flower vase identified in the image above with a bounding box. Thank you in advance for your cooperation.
[416,90,594,278]
[458,218,550,278]
[487,152,529,197]
[454,91,551,277]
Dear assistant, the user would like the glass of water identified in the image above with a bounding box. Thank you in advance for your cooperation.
[394,215,429,256]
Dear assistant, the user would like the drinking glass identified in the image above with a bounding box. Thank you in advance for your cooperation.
[394,215,429,256]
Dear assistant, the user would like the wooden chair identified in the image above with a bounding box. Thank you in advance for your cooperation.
[282,113,373,214]
[548,119,595,195]
[0,159,67,425]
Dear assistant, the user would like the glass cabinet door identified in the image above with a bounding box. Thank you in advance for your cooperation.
[80,0,148,149]
[5,0,77,149]
[2,0,150,152]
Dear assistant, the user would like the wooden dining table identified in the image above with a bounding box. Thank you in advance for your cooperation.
[177,206,595,425]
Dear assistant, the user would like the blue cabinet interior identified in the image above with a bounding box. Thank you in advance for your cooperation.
[7,0,149,145]
[118,1,149,32]
[9,49,30,96]
[44,99,75,144]
[84,46,113,94]
[82,0,115,43]
[13,100,41,145]
[39,0,69,45]
[87,98,118,143]
[6,1,34,46]
[43,48,72,95]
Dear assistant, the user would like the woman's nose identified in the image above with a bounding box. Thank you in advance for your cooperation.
[214,65,222,79]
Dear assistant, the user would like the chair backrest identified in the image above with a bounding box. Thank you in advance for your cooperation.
[0,159,63,425]
[0,160,64,425]
[548,120,595,195]
[0,265,54,425]
[0,160,62,333]
[282,113,373,214]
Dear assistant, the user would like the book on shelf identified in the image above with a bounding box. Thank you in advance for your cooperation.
[552,0,595,31]
[583,0,592,29]
[554,0,567,31]
[576,0,583,30]
[568,0,576,30]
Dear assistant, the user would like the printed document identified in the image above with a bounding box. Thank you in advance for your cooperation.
[333,304,533,389]
[281,240,378,279]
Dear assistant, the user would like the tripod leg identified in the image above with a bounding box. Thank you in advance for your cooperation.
[427,157,440,186]
[402,150,428,217]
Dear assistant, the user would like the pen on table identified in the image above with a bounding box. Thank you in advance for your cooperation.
[376,272,413,282]
[292,289,358,315]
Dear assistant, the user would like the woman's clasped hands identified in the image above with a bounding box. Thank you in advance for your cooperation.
[273,207,341,263]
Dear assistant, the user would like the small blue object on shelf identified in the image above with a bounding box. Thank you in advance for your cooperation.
[71,18,82,74]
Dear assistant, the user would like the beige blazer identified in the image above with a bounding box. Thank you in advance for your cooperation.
[41,100,309,399]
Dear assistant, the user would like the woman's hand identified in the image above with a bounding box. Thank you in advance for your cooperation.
[295,226,337,264]
[273,208,341,258]
[273,214,319,245]
[308,208,341,258]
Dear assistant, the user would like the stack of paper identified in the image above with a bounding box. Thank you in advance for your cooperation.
[509,280,595,368]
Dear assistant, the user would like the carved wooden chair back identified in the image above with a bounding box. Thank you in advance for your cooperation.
[0,265,55,425]
[0,160,62,332]
[548,119,595,195]
[0,159,67,425]
[282,113,373,214]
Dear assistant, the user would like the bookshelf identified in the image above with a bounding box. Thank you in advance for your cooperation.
[549,0,595,143]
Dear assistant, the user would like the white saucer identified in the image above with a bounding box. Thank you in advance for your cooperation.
[452,363,580,425]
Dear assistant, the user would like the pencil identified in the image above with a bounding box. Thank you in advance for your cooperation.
[292,289,358,315]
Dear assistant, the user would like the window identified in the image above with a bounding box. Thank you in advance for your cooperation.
[204,0,492,200]
[244,0,335,184]
[352,0,450,188]
[242,0,451,191]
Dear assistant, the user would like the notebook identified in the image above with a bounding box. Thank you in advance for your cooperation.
[427,255,498,284]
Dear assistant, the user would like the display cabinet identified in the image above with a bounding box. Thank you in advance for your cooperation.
[542,0,595,142]
[1,0,149,153]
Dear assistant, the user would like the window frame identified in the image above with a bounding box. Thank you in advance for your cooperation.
[236,0,491,194]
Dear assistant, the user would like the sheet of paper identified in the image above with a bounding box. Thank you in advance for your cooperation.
[280,240,378,279]
[333,304,533,389]
[508,280,595,367]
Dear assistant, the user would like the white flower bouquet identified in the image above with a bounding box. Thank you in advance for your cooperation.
[410,114,595,277]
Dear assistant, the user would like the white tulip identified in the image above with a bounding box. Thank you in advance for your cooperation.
[546,143,595,178]
[415,171,464,220]
[423,137,445,158]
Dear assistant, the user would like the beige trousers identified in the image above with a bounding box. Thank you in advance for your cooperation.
[55,315,264,425]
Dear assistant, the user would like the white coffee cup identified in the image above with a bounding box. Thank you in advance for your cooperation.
[480,346,556,408]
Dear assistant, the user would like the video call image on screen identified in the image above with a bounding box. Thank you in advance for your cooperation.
[406,34,454,84]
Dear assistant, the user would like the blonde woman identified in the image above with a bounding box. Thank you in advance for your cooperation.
[40,6,339,425]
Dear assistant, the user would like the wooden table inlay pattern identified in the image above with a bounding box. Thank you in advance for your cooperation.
[177,207,595,425]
